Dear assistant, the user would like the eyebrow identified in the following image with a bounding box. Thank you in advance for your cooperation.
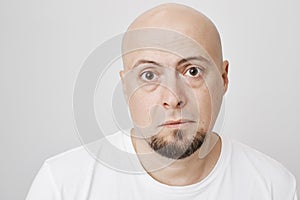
[177,56,209,66]
[131,59,164,69]
[131,56,209,69]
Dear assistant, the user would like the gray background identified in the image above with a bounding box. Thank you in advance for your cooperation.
[0,0,299,199]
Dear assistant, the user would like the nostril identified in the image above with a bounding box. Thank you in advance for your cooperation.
[163,100,184,109]
[177,100,183,107]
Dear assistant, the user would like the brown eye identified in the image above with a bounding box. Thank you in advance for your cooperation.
[184,66,203,77]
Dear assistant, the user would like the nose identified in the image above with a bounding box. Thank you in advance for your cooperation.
[163,98,184,109]
[161,84,187,110]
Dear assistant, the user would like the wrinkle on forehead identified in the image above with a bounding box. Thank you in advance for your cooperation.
[122,3,223,70]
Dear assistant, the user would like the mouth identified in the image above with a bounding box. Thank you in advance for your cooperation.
[158,119,195,128]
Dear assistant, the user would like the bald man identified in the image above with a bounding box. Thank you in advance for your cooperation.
[26,3,297,200]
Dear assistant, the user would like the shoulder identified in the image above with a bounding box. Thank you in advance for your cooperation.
[26,144,98,199]
[43,132,126,178]
[45,144,93,169]
[27,133,126,199]
[45,132,124,165]
[230,140,293,177]
[42,144,96,185]
[228,139,297,198]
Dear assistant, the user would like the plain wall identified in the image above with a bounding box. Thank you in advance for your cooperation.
[0,0,299,199]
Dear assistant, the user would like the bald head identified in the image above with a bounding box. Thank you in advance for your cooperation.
[120,4,229,158]
[125,3,223,68]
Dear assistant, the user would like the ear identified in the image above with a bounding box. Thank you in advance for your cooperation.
[119,70,125,79]
[221,60,229,94]
[119,70,128,103]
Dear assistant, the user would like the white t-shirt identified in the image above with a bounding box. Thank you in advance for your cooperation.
[26,131,298,200]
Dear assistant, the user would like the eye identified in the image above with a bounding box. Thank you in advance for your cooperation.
[184,66,203,78]
[140,71,158,81]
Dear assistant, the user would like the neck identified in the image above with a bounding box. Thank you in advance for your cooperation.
[131,129,222,186]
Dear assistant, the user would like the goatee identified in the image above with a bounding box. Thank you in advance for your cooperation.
[148,129,205,159]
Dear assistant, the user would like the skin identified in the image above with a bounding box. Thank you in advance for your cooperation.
[120,3,229,186]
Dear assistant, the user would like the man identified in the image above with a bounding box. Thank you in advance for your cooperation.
[26,3,297,199]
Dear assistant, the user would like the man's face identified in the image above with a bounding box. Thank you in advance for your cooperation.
[121,47,225,160]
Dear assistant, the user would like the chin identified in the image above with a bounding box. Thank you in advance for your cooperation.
[147,129,206,160]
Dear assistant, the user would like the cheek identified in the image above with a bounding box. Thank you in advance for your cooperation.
[128,91,155,127]
[195,78,224,130]
[193,87,213,129]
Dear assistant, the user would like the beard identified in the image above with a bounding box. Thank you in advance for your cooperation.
[147,129,206,160]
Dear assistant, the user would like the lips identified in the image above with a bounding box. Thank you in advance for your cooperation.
[159,119,195,127]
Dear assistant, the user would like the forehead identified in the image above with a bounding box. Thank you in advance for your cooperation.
[121,28,220,72]
[123,49,212,70]
[121,27,222,69]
